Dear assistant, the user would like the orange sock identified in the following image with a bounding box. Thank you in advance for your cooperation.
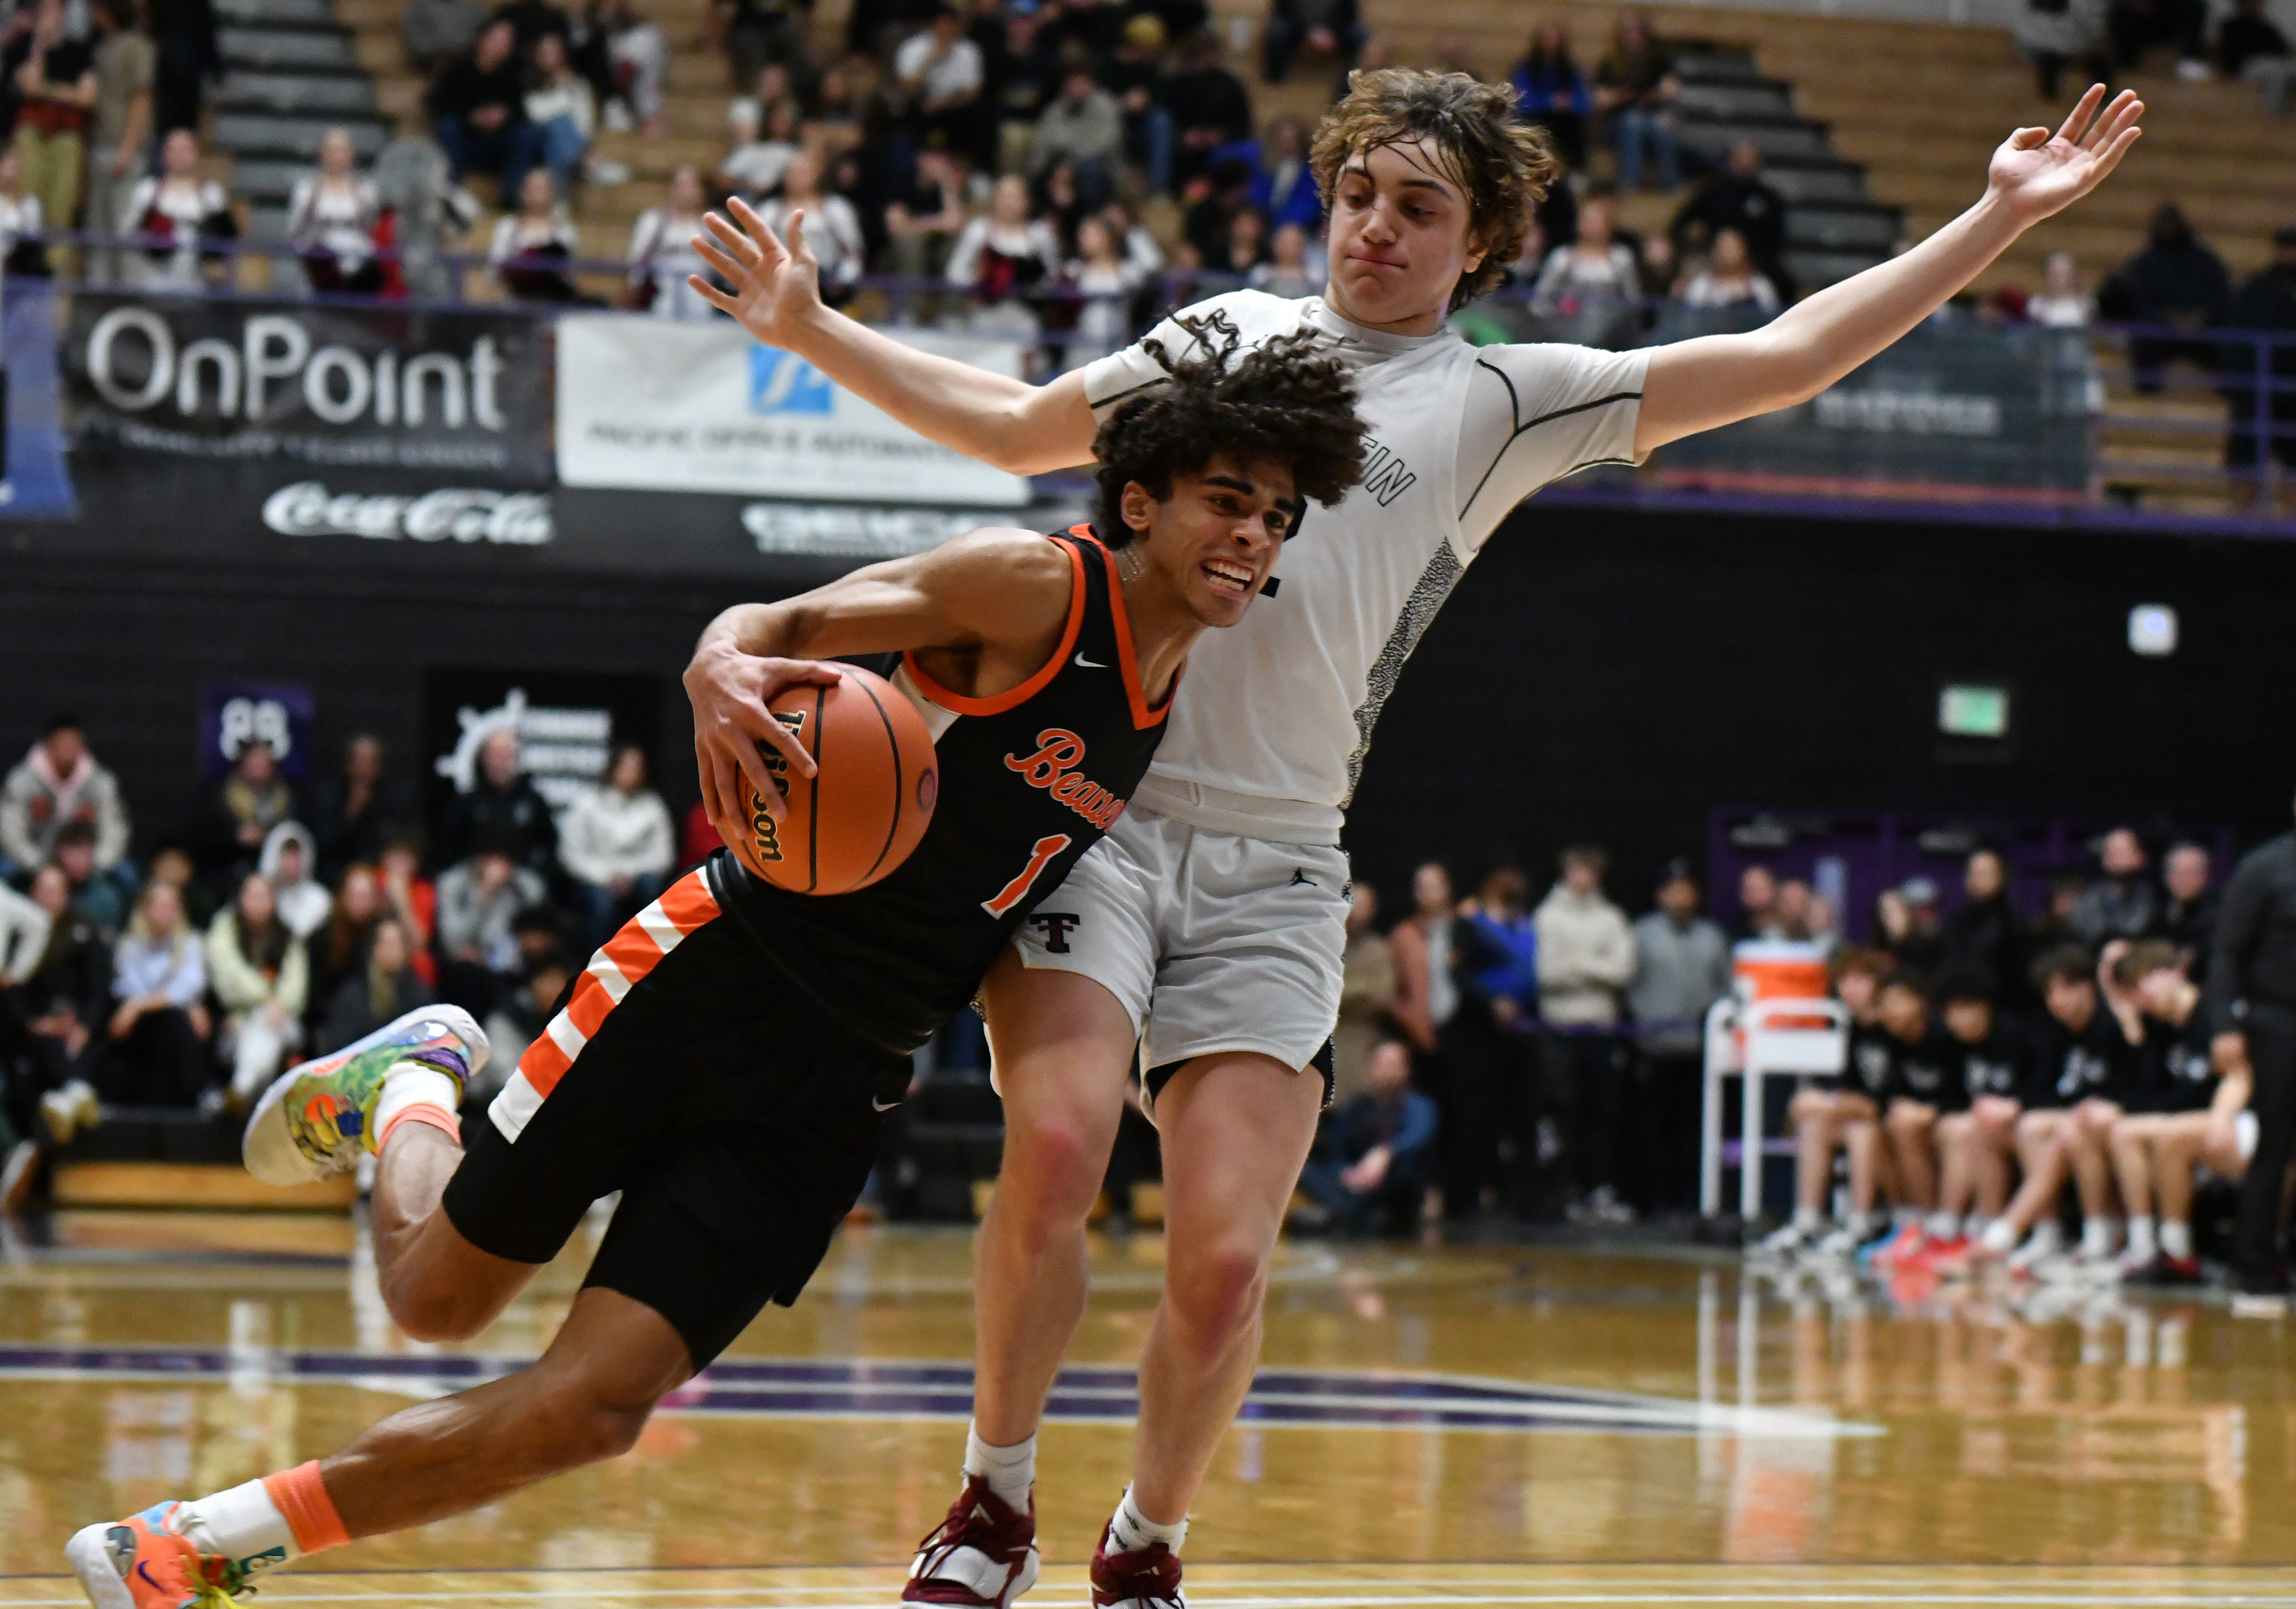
[260,1462,351,1554]
[376,1101,460,1151]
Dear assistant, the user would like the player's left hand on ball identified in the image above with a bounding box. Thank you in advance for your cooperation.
[685,642,840,826]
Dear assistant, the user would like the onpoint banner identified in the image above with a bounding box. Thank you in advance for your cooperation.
[63,292,552,476]
[555,314,1032,506]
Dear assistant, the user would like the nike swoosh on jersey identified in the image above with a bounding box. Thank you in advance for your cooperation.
[1073,652,1108,668]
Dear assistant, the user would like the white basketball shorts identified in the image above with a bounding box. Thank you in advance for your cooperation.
[1009,801,1351,1109]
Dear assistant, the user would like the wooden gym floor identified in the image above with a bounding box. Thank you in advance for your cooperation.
[4,1211,2296,1602]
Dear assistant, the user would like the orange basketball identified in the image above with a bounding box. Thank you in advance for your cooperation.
[732,664,940,894]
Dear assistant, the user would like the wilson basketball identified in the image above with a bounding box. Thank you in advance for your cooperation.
[733,664,940,894]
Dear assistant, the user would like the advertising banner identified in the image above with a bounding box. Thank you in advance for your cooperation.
[555,314,1032,507]
[199,681,317,779]
[62,291,553,478]
[422,668,662,826]
[1649,321,2094,500]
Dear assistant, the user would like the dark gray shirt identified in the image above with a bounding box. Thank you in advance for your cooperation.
[2207,831,2296,1033]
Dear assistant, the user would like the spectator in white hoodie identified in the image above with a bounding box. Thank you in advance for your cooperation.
[258,821,333,943]
[1534,844,1637,1222]
[559,744,674,947]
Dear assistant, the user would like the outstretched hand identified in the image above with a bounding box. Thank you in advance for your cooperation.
[690,196,823,350]
[1986,84,2143,226]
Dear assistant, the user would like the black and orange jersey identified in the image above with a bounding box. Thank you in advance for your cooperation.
[709,526,1176,1053]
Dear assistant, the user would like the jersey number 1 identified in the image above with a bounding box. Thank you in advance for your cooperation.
[982,834,1073,918]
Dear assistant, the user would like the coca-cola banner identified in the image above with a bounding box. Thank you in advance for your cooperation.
[62,291,552,478]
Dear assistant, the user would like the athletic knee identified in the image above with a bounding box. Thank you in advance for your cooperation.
[1167,1237,1269,1341]
[998,1111,1114,1227]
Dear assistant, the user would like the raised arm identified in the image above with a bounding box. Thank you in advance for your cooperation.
[684,529,1072,837]
[690,198,1100,475]
[1634,86,2142,455]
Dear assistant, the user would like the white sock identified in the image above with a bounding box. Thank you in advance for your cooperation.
[2024,1219,2065,1258]
[1792,1204,1821,1232]
[1847,1209,1882,1238]
[2161,1219,2194,1261]
[2081,1216,2120,1258]
[372,1065,460,1147]
[2125,1215,2157,1264]
[1926,1210,1958,1239]
[178,1480,297,1572]
[1979,1218,2018,1255]
[1962,1213,1988,1241]
[1108,1483,1187,1556]
[962,1423,1036,1510]
[1892,1206,1921,1231]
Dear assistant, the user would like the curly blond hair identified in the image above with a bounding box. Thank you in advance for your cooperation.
[1309,67,1558,310]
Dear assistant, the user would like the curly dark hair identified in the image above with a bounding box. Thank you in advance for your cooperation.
[1091,311,1367,547]
[1310,68,1558,312]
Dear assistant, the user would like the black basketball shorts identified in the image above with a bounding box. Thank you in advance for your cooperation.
[441,868,911,1367]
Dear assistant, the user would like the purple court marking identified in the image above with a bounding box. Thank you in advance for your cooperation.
[0,1344,1873,1438]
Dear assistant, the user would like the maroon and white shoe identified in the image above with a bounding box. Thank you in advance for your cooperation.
[1089,1526,1185,1609]
[901,1476,1040,1607]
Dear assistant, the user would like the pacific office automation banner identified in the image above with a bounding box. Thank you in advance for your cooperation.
[1649,320,2094,500]
[555,314,1032,507]
[62,292,553,478]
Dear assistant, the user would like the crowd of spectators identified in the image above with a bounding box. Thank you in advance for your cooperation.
[2011,0,2293,106]
[0,713,683,1210]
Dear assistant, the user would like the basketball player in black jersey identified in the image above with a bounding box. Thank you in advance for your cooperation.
[62,323,1367,1607]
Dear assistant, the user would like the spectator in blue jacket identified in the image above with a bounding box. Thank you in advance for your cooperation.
[1511,20,1590,170]
[1298,1038,1438,1235]
[1250,114,1322,233]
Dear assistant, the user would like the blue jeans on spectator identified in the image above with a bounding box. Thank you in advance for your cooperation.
[1298,1151,1431,1235]
[1612,105,1678,190]
[536,113,587,197]
[435,115,545,198]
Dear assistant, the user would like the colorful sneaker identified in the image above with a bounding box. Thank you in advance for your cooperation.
[242,1006,487,1187]
[1914,1233,1973,1277]
[1866,1225,1928,1269]
[64,1502,270,1609]
[902,1477,1040,1607]
[1089,1527,1184,1609]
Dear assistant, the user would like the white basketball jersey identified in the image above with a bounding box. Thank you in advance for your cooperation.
[1081,290,1647,840]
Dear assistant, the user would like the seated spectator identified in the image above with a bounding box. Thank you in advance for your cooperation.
[2107,938,2248,1284]
[433,830,548,1015]
[711,0,808,98]
[1593,10,1677,193]
[584,0,666,133]
[0,148,46,277]
[1182,154,1253,267]
[1670,138,1789,297]
[481,945,574,1104]
[1163,29,1250,185]
[1248,113,1320,234]
[437,727,558,878]
[145,841,212,931]
[755,150,866,295]
[1920,967,2028,1266]
[982,7,1057,169]
[287,126,384,294]
[525,32,596,196]
[2159,840,2218,973]
[105,879,211,1108]
[1221,203,1267,276]
[884,145,974,278]
[19,865,112,1145]
[2072,825,2158,946]
[2013,0,2110,99]
[2107,0,2206,76]
[720,94,801,196]
[2111,202,2230,393]
[206,871,308,1107]
[1757,947,1895,1258]
[726,61,794,141]
[559,743,673,948]
[896,5,985,156]
[626,161,712,314]
[429,19,541,193]
[121,127,237,290]
[1104,13,1171,192]
[310,733,408,884]
[321,913,433,1053]
[1530,183,1640,345]
[1261,0,1361,86]
[308,862,382,1030]
[1674,226,1778,316]
[491,169,584,300]
[494,0,573,53]
[258,823,332,942]
[405,0,487,72]
[946,172,1060,307]
[53,821,128,934]
[1029,64,1120,207]
[2,715,129,885]
[1250,218,1318,298]
[2221,0,2292,116]
[1055,213,1138,366]
[5,0,94,277]
[1862,975,1959,1265]
[2029,249,2094,326]
[1296,1039,1436,1235]
[376,829,438,987]
[806,60,866,156]
[2222,226,2296,512]
[1510,20,1589,171]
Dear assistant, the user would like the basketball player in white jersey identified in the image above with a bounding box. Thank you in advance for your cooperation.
[687,70,2143,1608]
